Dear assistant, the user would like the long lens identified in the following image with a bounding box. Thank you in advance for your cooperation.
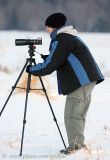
[15,38,42,46]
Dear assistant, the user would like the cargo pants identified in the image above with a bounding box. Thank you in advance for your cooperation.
[64,82,96,148]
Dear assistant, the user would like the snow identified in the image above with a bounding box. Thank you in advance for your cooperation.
[0,31,110,160]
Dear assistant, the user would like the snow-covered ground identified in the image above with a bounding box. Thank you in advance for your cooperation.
[0,31,110,160]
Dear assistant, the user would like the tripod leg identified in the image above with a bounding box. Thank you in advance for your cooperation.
[20,73,31,156]
[39,76,66,149]
[0,60,28,117]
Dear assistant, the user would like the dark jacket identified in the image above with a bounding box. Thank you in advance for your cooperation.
[30,26,104,95]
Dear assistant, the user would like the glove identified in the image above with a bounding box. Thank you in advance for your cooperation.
[41,54,48,61]
[26,65,32,73]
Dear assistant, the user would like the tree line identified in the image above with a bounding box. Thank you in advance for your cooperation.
[0,0,110,32]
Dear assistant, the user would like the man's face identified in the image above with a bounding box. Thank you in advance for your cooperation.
[46,27,55,33]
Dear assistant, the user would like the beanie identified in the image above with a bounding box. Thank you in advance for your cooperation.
[45,12,67,28]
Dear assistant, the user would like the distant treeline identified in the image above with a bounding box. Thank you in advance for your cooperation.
[0,0,110,32]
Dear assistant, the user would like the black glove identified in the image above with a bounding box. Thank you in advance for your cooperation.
[41,54,48,61]
[26,65,32,73]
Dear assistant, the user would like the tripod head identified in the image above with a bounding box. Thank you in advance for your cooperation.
[27,45,36,65]
[28,45,36,57]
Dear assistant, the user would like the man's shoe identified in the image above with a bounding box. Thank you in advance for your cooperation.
[75,144,87,151]
[60,144,87,155]
[60,147,75,155]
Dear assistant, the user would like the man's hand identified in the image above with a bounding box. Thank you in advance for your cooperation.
[26,65,32,73]
[41,54,48,61]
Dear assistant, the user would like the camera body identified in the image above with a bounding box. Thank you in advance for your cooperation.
[15,38,42,46]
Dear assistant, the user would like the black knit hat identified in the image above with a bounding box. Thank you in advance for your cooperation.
[45,12,67,28]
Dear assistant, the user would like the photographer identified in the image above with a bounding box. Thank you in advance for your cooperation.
[26,13,104,155]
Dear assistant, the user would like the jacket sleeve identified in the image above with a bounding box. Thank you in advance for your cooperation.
[29,34,69,76]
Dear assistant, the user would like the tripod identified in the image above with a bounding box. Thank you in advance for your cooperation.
[0,45,66,156]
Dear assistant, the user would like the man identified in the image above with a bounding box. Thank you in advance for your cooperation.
[26,12,104,155]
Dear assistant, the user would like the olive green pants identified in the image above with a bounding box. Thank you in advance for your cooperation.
[64,82,96,148]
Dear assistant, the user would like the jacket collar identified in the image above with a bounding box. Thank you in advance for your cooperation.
[57,25,77,36]
[50,25,78,41]
[50,25,65,40]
